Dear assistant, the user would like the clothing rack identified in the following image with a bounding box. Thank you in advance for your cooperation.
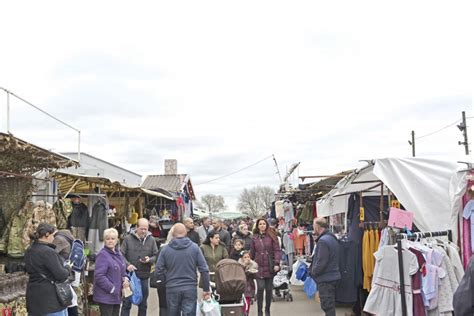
[395,230,452,316]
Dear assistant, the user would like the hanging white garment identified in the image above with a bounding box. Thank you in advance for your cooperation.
[275,201,284,218]
[446,242,464,283]
[364,246,419,316]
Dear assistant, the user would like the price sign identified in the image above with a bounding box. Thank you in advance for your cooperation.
[391,200,401,209]
[359,207,365,221]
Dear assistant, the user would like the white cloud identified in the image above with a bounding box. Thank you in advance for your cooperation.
[0,1,472,210]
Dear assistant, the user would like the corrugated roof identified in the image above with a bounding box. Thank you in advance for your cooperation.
[52,171,175,200]
[142,174,188,192]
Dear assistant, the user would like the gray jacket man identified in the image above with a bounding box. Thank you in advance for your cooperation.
[120,218,158,316]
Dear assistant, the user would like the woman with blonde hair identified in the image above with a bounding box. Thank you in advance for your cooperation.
[93,228,129,316]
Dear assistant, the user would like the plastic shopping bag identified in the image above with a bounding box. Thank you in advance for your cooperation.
[129,271,143,305]
[200,298,221,316]
[303,276,318,299]
[295,262,309,281]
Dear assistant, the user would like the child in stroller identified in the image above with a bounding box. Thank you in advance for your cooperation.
[272,265,293,302]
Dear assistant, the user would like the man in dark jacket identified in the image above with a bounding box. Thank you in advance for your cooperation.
[183,217,200,245]
[120,218,158,316]
[156,223,210,315]
[310,217,341,316]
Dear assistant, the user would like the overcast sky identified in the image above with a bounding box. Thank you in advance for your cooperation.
[0,1,472,210]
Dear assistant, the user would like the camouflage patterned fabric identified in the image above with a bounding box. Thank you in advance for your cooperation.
[7,209,29,258]
[22,201,56,246]
[53,198,72,230]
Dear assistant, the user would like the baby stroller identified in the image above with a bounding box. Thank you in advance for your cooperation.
[211,259,247,316]
[272,265,293,302]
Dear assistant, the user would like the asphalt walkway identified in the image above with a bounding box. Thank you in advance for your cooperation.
[133,284,354,315]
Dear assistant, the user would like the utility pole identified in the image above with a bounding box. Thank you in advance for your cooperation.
[408,130,415,157]
[458,111,469,155]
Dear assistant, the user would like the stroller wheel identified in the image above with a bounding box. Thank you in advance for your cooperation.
[289,294,293,302]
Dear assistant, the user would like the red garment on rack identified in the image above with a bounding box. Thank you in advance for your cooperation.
[462,178,474,268]
[409,247,427,316]
[312,202,318,218]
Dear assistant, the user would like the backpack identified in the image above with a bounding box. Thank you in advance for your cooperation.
[69,239,86,272]
[215,259,246,301]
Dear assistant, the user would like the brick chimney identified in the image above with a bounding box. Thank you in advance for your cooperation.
[164,159,178,175]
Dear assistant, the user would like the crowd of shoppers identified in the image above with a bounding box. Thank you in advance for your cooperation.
[24,214,349,316]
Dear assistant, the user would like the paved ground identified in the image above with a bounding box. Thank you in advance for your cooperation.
[133,284,353,315]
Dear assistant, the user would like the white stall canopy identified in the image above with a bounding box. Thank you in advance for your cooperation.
[317,158,468,240]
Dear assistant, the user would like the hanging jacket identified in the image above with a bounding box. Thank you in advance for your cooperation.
[70,202,88,228]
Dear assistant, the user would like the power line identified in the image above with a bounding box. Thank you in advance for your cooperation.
[194,155,274,186]
[415,119,461,140]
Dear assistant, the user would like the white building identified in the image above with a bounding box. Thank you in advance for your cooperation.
[59,152,142,187]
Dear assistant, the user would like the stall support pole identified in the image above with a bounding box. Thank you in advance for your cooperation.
[396,236,407,316]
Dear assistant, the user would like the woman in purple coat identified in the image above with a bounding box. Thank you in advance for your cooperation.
[250,218,282,316]
[93,228,129,316]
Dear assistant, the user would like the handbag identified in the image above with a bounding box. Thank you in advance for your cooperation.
[39,272,73,306]
[29,255,73,306]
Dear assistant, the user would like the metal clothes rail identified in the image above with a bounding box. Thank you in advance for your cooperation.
[395,230,452,316]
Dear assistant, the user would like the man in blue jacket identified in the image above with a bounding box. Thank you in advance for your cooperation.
[156,223,211,316]
[310,217,341,316]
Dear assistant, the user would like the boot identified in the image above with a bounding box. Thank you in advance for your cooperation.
[265,307,271,316]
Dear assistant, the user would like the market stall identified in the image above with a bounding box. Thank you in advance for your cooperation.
[316,157,471,314]
[0,132,78,315]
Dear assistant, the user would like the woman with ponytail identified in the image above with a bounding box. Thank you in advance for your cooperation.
[25,223,70,316]
[250,218,282,316]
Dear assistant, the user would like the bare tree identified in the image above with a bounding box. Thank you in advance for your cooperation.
[201,194,226,214]
[237,186,275,218]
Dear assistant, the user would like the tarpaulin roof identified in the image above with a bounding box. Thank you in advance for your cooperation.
[0,132,78,174]
[52,171,175,200]
[213,211,246,220]
[317,158,468,241]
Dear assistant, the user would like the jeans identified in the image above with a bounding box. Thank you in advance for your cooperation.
[120,277,150,316]
[318,281,337,316]
[166,288,197,316]
[29,309,68,316]
[256,278,273,314]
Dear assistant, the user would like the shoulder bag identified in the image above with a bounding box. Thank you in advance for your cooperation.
[29,255,73,306]
[39,272,73,306]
